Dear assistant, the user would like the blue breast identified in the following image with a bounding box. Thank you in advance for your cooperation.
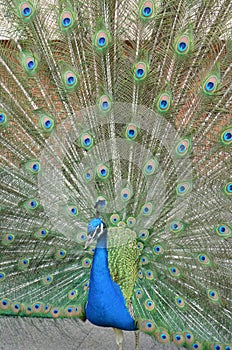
[85,232,137,331]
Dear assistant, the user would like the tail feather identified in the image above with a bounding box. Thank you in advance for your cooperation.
[0,0,231,347]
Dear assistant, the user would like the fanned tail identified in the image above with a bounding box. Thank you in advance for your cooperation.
[0,0,231,348]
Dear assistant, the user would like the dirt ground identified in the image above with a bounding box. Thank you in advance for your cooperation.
[0,317,180,350]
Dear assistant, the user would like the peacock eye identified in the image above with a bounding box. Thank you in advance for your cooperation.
[98,95,111,112]
[62,17,71,27]
[67,75,76,85]
[178,42,187,51]
[126,124,138,140]
[136,68,144,78]
[102,101,108,109]
[224,132,231,141]
[221,128,232,145]
[97,165,110,180]
[134,62,148,82]
[98,37,106,46]
[0,114,5,123]
[32,163,39,171]
[94,30,110,51]
[22,6,31,17]
[143,158,158,175]
[39,115,55,132]
[27,60,35,69]
[160,100,168,109]
[80,133,94,150]
[156,92,172,112]
[143,6,152,16]
[61,63,79,91]
[139,1,155,20]
[203,75,219,95]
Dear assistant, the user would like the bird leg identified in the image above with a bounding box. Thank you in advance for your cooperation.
[113,328,124,350]
[134,331,140,350]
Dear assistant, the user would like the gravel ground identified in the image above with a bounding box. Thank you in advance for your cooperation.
[0,318,180,350]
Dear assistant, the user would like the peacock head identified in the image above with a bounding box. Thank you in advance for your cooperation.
[85,217,107,248]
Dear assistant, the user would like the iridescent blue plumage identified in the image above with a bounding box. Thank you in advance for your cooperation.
[86,219,137,331]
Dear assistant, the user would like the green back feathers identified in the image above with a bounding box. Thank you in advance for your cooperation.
[108,227,140,305]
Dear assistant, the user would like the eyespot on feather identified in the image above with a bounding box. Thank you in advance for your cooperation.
[96,164,110,180]
[56,249,67,259]
[169,266,181,277]
[176,181,192,196]
[134,62,148,82]
[80,133,94,150]
[197,253,211,266]
[173,333,185,346]
[135,289,143,299]
[121,188,133,202]
[144,299,155,311]
[2,233,15,245]
[175,35,191,55]
[207,289,220,303]
[156,329,170,344]
[175,296,186,308]
[59,10,75,32]
[39,115,55,132]
[202,75,219,95]
[35,228,49,239]
[127,217,136,227]
[68,289,78,300]
[82,258,92,268]
[0,299,11,310]
[32,302,44,313]
[51,307,62,318]
[98,95,112,113]
[18,258,30,269]
[153,244,164,255]
[220,127,232,146]
[26,160,41,174]
[184,331,194,344]
[125,123,138,140]
[169,220,186,234]
[23,198,39,211]
[175,138,192,157]
[139,319,155,334]
[141,202,153,216]
[11,302,21,313]
[42,275,53,285]
[143,158,158,175]
[94,30,111,51]
[0,272,6,282]
[192,342,203,350]
[19,1,35,21]
[138,229,149,241]
[215,224,231,238]
[156,92,172,113]
[110,214,120,225]
[66,204,78,216]
[60,62,79,92]
[139,1,155,20]
[0,111,8,128]
[21,51,39,75]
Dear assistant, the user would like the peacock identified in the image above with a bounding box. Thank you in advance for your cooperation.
[0,0,231,349]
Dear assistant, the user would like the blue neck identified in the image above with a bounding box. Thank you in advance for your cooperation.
[95,230,108,248]
[85,229,137,331]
